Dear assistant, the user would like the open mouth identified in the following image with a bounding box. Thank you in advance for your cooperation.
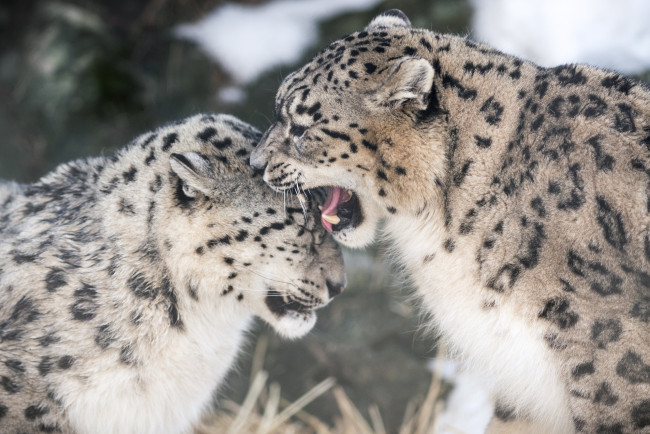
[316,187,363,233]
[265,289,315,317]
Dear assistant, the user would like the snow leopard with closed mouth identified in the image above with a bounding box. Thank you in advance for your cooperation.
[0,113,345,433]
[250,9,650,434]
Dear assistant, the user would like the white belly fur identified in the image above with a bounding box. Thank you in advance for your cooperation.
[64,312,252,434]
[385,215,573,432]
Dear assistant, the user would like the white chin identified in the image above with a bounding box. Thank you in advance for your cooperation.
[268,310,317,339]
[329,193,381,248]
[332,225,375,248]
[332,213,380,248]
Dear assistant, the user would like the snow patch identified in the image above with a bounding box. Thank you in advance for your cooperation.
[430,359,493,434]
[471,0,650,74]
[176,0,383,85]
[217,85,247,104]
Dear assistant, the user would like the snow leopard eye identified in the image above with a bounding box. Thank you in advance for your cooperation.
[290,123,308,150]
[290,123,307,138]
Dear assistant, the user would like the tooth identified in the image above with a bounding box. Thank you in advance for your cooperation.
[322,214,341,225]
[318,205,322,210]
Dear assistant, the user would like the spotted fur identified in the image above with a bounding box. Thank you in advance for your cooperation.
[0,114,344,433]
[251,10,650,433]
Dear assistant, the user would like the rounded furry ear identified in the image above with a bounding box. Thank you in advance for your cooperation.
[169,152,216,197]
[372,57,435,112]
[365,9,412,31]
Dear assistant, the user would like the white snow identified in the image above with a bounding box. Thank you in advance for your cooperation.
[471,0,650,74]
[431,359,493,434]
[217,85,247,104]
[175,0,383,86]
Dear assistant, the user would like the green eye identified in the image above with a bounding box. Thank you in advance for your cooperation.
[290,123,307,138]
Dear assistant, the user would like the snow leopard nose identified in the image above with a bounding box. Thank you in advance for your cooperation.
[326,278,345,298]
[249,148,267,170]
[250,126,275,170]
[319,236,346,301]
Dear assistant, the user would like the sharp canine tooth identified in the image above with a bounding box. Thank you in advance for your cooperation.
[322,214,341,225]
[318,205,322,210]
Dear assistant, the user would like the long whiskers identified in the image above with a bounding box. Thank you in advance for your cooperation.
[294,181,308,221]
[282,190,285,216]
[240,267,301,291]
[298,175,312,197]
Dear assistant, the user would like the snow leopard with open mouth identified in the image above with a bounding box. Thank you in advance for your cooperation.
[251,9,650,433]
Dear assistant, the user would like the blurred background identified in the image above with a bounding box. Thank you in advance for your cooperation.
[1,0,649,432]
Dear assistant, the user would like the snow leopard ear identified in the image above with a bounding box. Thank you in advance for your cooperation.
[169,152,216,198]
[372,57,435,112]
[365,9,412,31]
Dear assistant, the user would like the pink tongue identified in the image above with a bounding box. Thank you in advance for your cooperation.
[323,187,341,216]
[321,187,341,232]
[321,188,352,232]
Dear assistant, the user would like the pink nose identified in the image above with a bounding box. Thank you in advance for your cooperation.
[326,279,345,298]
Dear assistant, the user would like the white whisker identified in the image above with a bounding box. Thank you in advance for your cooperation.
[298,175,313,205]
[238,267,301,291]
[282,190,287,217]
[295,181,308,221]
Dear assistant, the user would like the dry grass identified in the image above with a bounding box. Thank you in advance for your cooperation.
[195,337,448,434]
